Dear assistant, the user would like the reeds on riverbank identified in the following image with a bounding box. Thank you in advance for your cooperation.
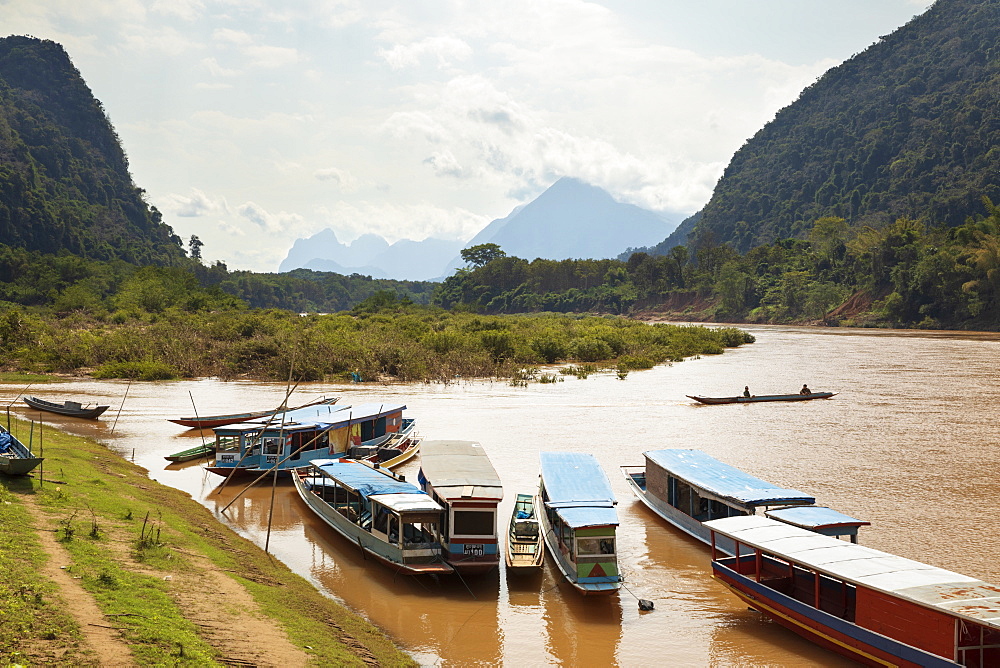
[3,306,754,382]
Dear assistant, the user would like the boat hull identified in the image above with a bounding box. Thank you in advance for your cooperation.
[505,493,544,570]
[164,443,215,463]
[712,558,959,667]
[0,455,43,476]
[688,392,835,404]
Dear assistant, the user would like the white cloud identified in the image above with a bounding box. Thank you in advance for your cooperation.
[378,35,473,70]
[237,201,304,234]
[313,167,361,192]
[161,188,226,217]
[202,57,241,77]
[150,0,204,22]
[315,201,488,244]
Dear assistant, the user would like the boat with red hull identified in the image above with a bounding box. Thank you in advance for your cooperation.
[706,515,1000,667]
[167,396,338,429]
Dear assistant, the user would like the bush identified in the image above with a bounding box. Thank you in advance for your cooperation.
[93,361,177,380]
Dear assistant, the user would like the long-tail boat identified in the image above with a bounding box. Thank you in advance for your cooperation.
[166,396,338,429]
[23,396,110,419]
[538,451,621,595]
[417,440,504,574]
[621,449,868,554]
[706,515,1000,667]
[687,391,836,404]
[505,493,544,570]
[292,458,453,576]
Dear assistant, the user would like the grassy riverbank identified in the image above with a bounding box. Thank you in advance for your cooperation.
[0,418,416,667]
[1,304,754,382]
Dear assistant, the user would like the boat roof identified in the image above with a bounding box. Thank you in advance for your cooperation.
[705,515,1000,630]
[644,449,815,507]
[308,458,434,503]
[765,505,870,530]
[539,452,618,529]
[418,440,503,502]
[370,492,445,514]
[219,402,404,434]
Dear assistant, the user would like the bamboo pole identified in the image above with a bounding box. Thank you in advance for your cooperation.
[110,380,131,436]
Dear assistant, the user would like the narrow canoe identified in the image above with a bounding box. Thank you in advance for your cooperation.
[23,396,110,419]
[164,442,216,463]
[687,392,836,404]
[506,493,544,570]
[167,396,338,428]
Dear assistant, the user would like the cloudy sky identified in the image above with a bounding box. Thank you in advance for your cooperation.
[5,0,933,271]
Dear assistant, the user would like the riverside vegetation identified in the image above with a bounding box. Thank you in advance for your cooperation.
[0,416,415,666]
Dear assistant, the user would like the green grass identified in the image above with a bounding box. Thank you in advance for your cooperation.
[0,371,65,383]
[0,483,96,665]
[4,421,417,667]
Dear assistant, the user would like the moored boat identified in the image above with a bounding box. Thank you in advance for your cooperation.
[0,425,42,476]
[538,451,622,595]
[23,396,110,419]
[505,493,544,570]
[349,417,420,469]
[167,396,339,429]
[292,458,454,576]
[418,440,503,574]
[204,401,403,479]
[687,392,836,404]
[621,449,868,554]
[164,441,216,463]
[706,515,1000,667]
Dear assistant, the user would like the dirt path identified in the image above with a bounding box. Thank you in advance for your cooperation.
[23,495,312,667]
[22,500,135,667]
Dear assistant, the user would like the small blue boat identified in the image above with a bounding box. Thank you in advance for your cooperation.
[621,449,868,555]
[538,452,621,595]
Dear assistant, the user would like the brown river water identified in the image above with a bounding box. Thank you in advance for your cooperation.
[4,324,1000,666]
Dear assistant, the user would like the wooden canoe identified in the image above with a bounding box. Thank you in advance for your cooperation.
[687,392,836,404]
[164,441,216,463]
[167,396,338,428]
[23,396,110,419]
[506,493,544,570]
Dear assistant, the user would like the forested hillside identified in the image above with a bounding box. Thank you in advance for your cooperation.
[0,36,185,264]
[686,0,1000,252]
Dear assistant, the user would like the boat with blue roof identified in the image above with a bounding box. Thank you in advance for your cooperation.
[292,458,453,575]
[205,401,410,478]
[621,449,868,554]
[538,451,622,595]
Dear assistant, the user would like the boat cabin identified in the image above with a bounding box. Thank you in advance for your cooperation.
[706,516,1000,667]
[538,451,621,595]
[209,402,405,476]
[417,440,503,573]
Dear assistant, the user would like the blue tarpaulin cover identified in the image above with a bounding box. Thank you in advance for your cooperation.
[765,505,869,529]
[644,449,815,507]
[311,459,426,499]
[539,452,618,529]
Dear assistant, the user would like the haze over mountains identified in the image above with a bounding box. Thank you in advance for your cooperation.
[280,177,678,281]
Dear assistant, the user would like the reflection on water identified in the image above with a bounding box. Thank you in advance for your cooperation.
[4,325,1000,666]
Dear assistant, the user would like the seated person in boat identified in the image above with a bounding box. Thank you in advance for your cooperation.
[800,384,811,395]
[743,386,751,397]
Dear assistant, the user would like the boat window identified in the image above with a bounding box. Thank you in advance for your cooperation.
[674,479,692,515]
[373,506,390,535]
[452,510,495,537]
[216,436,239,453]
[387,515,399,545]
[958,619,1000,666]
[401,520,434,548]
[578,537,615,557]
[261,436,283,455]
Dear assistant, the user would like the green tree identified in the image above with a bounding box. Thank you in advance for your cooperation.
[461,243,506,268]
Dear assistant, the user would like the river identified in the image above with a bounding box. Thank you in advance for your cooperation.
[4,324,1000,666]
